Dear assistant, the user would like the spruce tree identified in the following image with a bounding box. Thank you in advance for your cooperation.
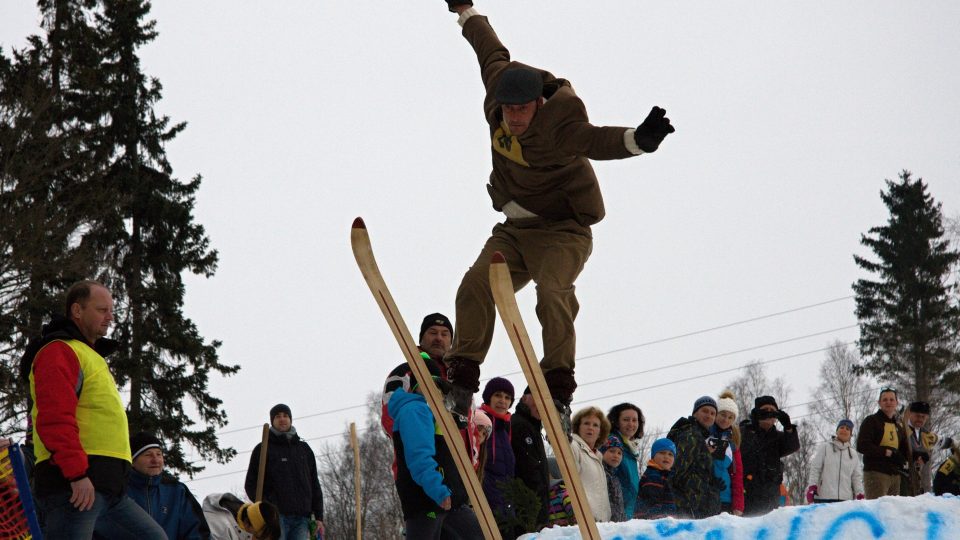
[0,0,109,433]
[87,0,238,474]
[853,171,960,405]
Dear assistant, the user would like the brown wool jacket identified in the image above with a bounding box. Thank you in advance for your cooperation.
[856,409,911,476]
[461,15,638,227]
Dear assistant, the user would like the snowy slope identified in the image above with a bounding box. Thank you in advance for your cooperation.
[520,494,960,539]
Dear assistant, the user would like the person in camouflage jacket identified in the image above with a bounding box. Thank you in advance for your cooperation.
[666,396,723,519]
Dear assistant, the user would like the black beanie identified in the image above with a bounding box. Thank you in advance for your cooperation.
[908,401,931,415]
[755,395,778,409]
[130,432,163,461]
[419,313,453,342]
[495,68,543,105]
[270,403,292,421]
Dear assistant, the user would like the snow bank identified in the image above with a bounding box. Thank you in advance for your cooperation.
[520,494,960,539]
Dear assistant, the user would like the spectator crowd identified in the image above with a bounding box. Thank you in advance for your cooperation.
[8,286,960,540]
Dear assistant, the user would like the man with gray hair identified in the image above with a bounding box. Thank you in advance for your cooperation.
[441,0,676,430]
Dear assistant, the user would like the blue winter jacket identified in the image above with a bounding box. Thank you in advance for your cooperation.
[709,425,736,504]
[610,430,640,518]
[127,469,208,540]
[388,388,453,507]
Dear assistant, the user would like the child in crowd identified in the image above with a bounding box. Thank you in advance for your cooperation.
[637,438,677,519]
[600,435,627,522]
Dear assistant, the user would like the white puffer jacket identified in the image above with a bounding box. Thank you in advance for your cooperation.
[807,437,865,501]
[571,434,612,521]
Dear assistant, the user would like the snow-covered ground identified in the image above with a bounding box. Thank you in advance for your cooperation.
[521,494,960,539]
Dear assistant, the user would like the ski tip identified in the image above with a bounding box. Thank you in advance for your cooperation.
[352,217,366,229]
[491,251,506,264]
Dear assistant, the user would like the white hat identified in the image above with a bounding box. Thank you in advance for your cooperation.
[717,395,739,419]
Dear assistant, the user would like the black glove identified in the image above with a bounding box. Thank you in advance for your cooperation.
[445,0,473,13]
[940,437,955,450]
[889,449,906,468]
[633,106,675,153]
[776,410,792,428]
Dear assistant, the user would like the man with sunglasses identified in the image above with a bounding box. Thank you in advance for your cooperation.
[856,388,911,499]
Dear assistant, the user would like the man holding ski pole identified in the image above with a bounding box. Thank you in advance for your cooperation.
[441,0,676,429]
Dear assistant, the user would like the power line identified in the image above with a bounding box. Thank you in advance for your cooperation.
[211,295,856,438]
[572,342,857,406]
[577,324,857,389]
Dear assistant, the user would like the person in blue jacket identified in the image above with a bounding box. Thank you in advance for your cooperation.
[127,432,209,539]
[388,358,483,539]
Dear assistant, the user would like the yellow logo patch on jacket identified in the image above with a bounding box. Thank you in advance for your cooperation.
[881,422,899,449]
[492,121,529,167]
[921,431,939,449]
[939,457,956,476]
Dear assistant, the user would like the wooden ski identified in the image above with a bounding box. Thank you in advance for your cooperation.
[351,217,501,540]
[489,251,603,539]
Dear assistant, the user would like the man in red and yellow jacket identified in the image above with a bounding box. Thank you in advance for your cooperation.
[25,280,165,539]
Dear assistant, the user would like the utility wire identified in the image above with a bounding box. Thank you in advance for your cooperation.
[212,296,855,438]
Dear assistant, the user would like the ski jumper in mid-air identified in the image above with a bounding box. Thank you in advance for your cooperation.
[442,1,676,424]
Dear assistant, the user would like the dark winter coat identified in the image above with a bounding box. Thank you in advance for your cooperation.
[855,409,910,476]
[933,454,960,496]
[666,416,721,519]
[479,404,516,520]
[610,429,640,519]
[388,388,469,520]
[128,469,209,540]
[244,428,324,519]
[510,400,549,528]
[604,463,626,522]
[739,415,800,516]
[636,461,676,519]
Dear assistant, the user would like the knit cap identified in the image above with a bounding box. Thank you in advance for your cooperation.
[651,438,677,457]
[130,432,163,461]
[716,394,738,419]
[482,377,515,405]
[419,313,453,342]
[837,419,855,431]
[474,410,492,432]
[269,403,292,421]
[495,68,543,105]
[692,395,718,414]
[600,434,624,454]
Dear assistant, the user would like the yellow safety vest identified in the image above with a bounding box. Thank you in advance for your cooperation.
[30,339,131,464]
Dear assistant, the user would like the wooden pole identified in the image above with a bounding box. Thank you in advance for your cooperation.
[255,423,270,501]
[350,422,362,540]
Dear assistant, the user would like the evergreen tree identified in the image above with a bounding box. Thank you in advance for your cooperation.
[853,171,960,406]
[0,0,109,434]
[86,0,238,475]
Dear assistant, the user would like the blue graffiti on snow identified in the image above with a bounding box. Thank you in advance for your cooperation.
[820,510,885,540]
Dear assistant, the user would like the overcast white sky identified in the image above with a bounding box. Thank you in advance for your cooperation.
[3,1,959,497]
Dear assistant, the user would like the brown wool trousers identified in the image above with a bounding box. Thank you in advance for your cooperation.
[863,471,900,499]
[449,218,593,376]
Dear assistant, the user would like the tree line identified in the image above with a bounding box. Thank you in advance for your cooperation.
[1,0,236,475]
